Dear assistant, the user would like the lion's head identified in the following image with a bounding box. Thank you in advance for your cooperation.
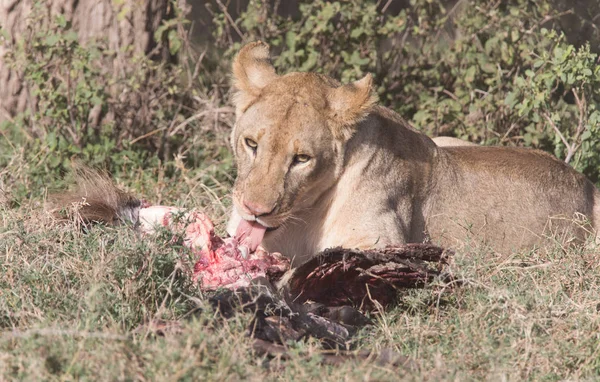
[229,42,377,243]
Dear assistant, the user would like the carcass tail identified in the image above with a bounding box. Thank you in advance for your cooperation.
[48,164,141,225]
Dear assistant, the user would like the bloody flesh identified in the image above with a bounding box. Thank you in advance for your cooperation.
[137,206,288,290]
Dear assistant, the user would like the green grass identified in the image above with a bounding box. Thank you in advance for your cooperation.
[2,153,600,380]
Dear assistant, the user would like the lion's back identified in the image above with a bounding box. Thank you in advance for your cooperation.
[426,146,598,251]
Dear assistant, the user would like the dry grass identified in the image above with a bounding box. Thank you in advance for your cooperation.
[2,1,598,379]
[2,154,600,380]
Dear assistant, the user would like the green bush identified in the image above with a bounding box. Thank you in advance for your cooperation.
[214,0,600,184]
[0,1,235,201]
[2,0,599,192]
[3,10,170,167]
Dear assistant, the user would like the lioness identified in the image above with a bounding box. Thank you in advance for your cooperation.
[227,42,600,265]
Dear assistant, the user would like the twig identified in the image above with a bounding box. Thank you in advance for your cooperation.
[568,87,587,164]
[130,127,165,144]
[170,109,215,137]
[190,49,207,89]
[442,89,460,102]
[381,0,393,13]
[544,87,588,164]
[500,122,517,144]
[215,0,245,40]
[524,10,573,36]
[129,105,231,144]
[434,0,467,41]
[65,63,81,147]
[543,113,572,163]
[0,124,17,150]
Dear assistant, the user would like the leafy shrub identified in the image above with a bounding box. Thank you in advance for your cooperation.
[504,30,600,180]
[213,0,600,184]
[2,0,599,192]
[0,1,234,199]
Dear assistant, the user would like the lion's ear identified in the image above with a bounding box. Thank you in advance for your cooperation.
[232,41,278,113]
[327,74,378,140]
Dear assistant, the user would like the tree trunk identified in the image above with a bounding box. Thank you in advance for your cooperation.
[0,0,175,121]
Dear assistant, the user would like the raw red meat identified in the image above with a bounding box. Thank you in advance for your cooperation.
[137,206,290,290]
[136,206,451,301]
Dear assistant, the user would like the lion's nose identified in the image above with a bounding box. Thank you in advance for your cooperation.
[243,200,275,217]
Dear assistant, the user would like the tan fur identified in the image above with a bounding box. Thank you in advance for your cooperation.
[432,136,477,147]
[231,41,279,117]
[48,164,141,225]
[326,74,379,140]
[228,42,600,265]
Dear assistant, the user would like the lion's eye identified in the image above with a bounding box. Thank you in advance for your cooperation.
[245,138,258,151]
[293,154,311,164]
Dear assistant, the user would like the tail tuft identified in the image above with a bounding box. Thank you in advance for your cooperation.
[48,164,141,225]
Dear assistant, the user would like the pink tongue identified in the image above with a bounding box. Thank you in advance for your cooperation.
[234,219,267,253]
